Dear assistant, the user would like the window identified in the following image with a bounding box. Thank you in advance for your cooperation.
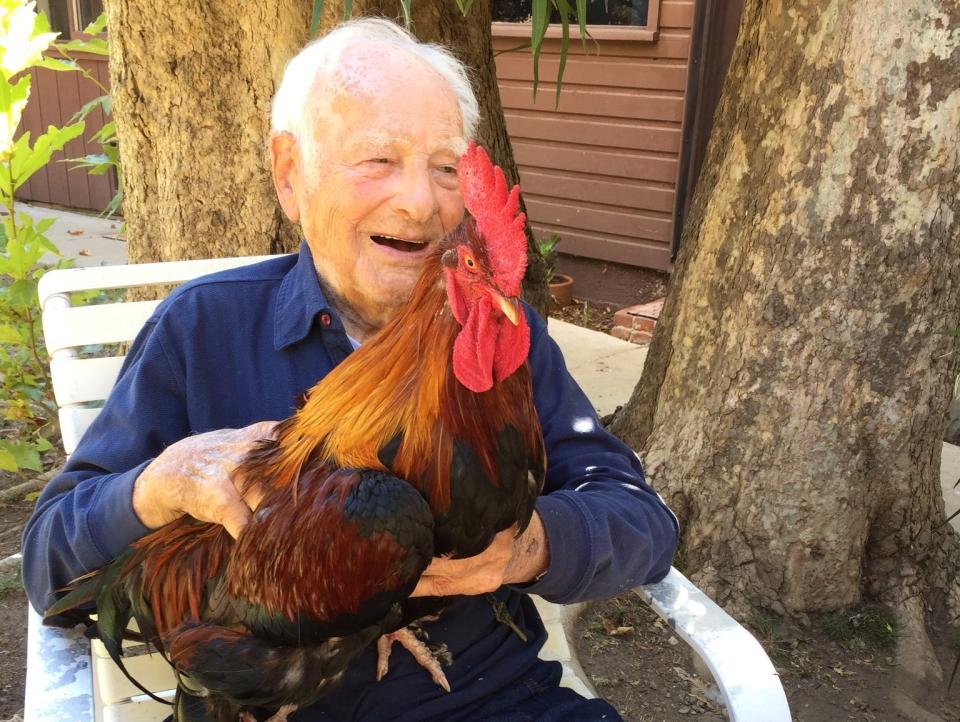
[35,0,70,36]
[491,0,660,41]
[492,0,650,27]
[36,0,104,38]
[75,0,104,30]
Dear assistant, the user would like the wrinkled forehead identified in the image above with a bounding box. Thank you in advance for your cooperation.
[328,41,416,97]
[309,41,465,153]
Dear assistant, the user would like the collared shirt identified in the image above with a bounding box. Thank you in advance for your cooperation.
[23,241,678,720]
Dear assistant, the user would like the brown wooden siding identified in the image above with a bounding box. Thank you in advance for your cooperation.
[493,0,695,270]
[15,51,115,213]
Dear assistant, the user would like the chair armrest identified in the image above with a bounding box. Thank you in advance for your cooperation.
[638,567,791,721]
[25,606,94,722]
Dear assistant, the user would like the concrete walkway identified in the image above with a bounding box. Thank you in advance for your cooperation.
[19,201,960,531]
[15,201,127,267]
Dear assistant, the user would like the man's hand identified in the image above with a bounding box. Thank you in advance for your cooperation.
[131,421,277,539]
[411,510,550,597]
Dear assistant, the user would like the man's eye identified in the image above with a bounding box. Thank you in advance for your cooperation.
[368,158,391,164]
[439,165,457,175]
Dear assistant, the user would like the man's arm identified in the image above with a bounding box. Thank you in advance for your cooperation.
[21,316,270,613]
[518,308,679,603]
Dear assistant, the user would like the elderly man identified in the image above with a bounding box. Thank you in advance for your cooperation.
[23,18,677,721]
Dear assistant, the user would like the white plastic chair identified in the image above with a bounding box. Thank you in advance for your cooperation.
[25,257,791,722]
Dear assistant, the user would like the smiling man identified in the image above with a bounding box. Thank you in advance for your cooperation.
[271,37,468,341]
[23,18,677,721]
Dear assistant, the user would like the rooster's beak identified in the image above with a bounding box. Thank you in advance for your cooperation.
[493,292,520,325]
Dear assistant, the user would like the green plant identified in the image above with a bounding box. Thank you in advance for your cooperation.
[536,233,561,284]
[0,0,93,473]
[817,605,899,651]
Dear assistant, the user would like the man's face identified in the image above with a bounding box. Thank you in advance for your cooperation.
[272,46,467,336]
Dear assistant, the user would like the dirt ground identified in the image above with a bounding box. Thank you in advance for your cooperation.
[0,492,31,719]
[577,591,960,721]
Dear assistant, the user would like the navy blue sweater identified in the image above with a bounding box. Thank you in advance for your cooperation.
[22,242,677,720]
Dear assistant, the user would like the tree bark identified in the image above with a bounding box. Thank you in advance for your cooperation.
[107,0,548,312]
[105,0,308,262]
[611,0,960,622]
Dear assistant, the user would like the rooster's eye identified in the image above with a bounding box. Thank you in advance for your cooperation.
[464,256,477,271]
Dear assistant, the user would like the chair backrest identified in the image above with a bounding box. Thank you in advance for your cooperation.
[40,256,277,453]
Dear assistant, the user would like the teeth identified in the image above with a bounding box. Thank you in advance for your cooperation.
[375,234,426,244]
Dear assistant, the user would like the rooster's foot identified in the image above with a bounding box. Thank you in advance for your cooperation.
[376,628,451,692]
[239,704,297,722]
[265,705,298,722]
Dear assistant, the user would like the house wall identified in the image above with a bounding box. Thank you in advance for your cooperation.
[16,51,115,213]
[17,3,700,270]
[492,0,695,271]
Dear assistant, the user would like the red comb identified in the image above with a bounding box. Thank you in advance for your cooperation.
[458,142,527,296]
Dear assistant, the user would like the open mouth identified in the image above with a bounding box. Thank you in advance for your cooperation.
[371,234,429,253]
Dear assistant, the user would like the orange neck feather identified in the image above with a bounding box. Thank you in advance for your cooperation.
[258,250,457,504]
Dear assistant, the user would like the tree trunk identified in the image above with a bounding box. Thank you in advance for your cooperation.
[105,0,308,262]
[107,0,548,313]
[611,0,960,624]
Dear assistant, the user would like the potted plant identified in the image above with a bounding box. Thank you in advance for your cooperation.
[537,235,574,308]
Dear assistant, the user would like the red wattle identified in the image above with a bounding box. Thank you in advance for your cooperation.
[453,294,495,392]
[494,310,530,383]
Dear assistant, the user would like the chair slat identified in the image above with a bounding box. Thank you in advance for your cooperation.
[101,696,175,722]
[91,644,175,706]
[43,301,160,354]
[51,356,125,405]
[60,407,104,456]
[37,255,278,305]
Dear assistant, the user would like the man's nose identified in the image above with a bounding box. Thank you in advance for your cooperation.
[392,162,439,224]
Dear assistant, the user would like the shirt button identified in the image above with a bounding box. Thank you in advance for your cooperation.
[320,312,331,327]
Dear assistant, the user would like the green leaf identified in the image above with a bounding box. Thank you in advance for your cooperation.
[82,12,108,37]
[7,278,36,305]
[6,442,41,472]
[91,120,116,144]
[68,152,110,173]
[0,324,22,343]
[34,436,53,452]
[103,188,122,217]
[555,0,572,107]
[342,0,353,22]
[310,0,324,38]
[24,491,39,502]
[399,0,412,28]
[0,447,16,472]
[62,37,108,56]
[70,94,109,124]
[576,0,588,50]
[34,216,55,234]
[10,121,85,191]
[35,57,78,72]
[0,1,59,77]
[0,74,32,152]
[530,0,550,101]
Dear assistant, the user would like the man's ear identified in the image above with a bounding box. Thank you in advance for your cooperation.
[271,132,300,222]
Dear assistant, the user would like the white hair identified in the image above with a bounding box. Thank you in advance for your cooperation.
[271,17,480,160]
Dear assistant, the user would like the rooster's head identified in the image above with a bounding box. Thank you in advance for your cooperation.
[441,142,530,394]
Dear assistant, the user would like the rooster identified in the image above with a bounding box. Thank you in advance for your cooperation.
[45,142,546,722]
